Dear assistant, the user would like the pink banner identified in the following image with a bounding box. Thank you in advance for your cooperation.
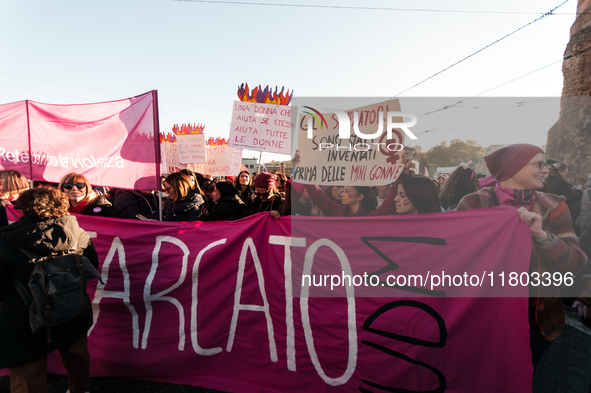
[0,101,29,173]
[0,91,161,189]
[4,207,533,392]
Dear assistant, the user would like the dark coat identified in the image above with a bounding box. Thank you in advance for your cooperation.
[0,202,7,227]
[114,189,159,219]
[79,196,119,218]
[199,194,248,222]
[164,189,205,221]
[248,194,284,216]
[237,186,253,208]
[0,215,99,368]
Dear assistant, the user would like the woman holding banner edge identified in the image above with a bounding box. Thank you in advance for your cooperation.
[457,144,587,371]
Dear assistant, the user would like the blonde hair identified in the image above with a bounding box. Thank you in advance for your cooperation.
[0,170,29,199]
[58,173,96,205]
[164,172,193,203]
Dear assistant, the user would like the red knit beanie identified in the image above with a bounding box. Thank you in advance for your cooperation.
[254,172,276,189]
[484,144,544,182]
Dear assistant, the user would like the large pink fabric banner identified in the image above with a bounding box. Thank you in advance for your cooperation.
[5,207,533,392]
[0,101,29,172]
[0,91,161,189]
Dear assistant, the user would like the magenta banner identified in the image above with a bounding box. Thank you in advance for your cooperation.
[0,91,161,190]
[0,101,29,173]
[4,207,533,392]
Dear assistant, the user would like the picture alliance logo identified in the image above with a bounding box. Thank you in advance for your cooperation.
[301,106,418,152]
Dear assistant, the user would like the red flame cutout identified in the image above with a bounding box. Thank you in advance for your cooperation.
[173,123,205,135]
[206,137,228,146]
[160,132,177,143]
[237,83,293,105]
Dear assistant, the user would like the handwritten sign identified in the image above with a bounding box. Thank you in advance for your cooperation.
[177,133,206,164]
[229,101,293,155]
[160,141,186,174]
[200,144,242,176]
[293,100,407,186]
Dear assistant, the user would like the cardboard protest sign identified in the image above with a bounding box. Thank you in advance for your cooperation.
[174,123,206,164]
[202,137,242,176]
[229,101,293,155]
[160,134,186,174]
[292,99,414,186]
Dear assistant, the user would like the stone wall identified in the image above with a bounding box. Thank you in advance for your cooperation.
[546,0,591,186]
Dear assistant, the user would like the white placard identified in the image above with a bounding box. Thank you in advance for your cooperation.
[292,99,408,186]
[229,101,292,155]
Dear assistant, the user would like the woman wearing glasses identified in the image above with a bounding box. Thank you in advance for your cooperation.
[457,144,586,370]
[163,172,205,221]
[58,173,118,218]
[248,172,283,216]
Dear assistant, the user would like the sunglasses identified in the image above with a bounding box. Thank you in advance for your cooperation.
[255,190,272,197]
[63,182,86,190]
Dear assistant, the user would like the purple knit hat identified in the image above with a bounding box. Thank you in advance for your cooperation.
[484,144,544,182]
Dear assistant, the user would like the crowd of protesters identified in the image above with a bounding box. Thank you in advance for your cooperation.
[2,143,591,391]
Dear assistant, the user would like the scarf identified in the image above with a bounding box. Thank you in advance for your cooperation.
[494,185,536,210]
[69,200,88,214]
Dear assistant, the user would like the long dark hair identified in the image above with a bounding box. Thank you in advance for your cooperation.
[180,169,205,197]
[353,186,377,212]
[324,186,341,203]
[439,166,478,209]
[215,181,237,200]
[234,171,252,190]
[400,176,441,214]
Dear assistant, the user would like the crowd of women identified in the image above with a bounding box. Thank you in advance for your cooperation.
[1,143,591,391]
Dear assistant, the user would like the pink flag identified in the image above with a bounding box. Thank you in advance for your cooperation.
[0,91,161,189]
[0,101,30,175]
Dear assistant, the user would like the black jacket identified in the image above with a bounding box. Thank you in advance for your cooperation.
[164,189,205,221]
[114,189,159,219]
[0,215,99,368]
[79,196,119,218]
[199,193,248,222]
[248,194,284,216]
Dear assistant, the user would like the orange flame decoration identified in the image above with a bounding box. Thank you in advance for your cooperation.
[160,132,177,143]
[237,83,293,105]
[206,137,228,146]
[172,123,205,135]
